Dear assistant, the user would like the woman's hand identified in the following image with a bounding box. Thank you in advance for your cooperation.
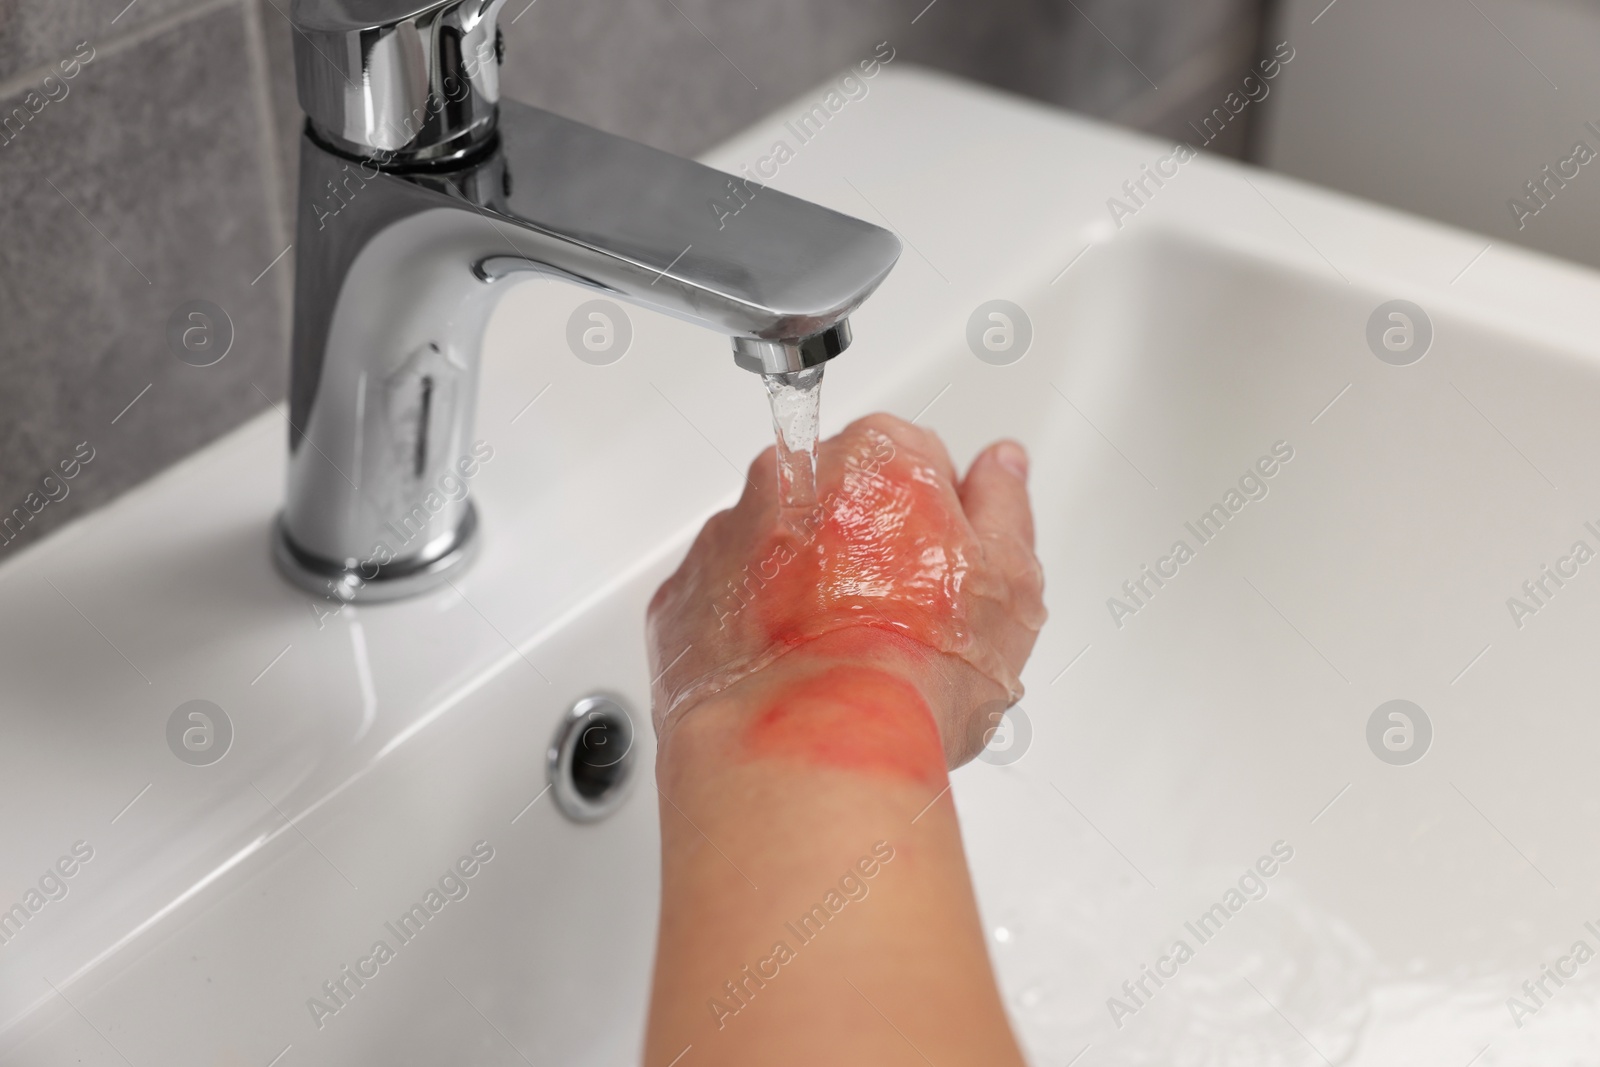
[644,413,1043,1067]
[647,412,1046,769]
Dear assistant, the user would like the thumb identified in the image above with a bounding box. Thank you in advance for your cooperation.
[959,440,1034,549]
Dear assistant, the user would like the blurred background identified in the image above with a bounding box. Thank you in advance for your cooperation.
[1,0,1594,549]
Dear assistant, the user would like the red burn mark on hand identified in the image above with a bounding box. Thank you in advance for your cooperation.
[754,435,971,658]
[742,665,947,788]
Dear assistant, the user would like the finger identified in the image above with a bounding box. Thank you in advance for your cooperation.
[959,440,1035,550]
[834,412,959,488]
[907,421,960,489]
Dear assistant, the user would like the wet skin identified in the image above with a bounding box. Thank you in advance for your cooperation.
[741,661,947,790]
[644,413,1046,1067]
[648,415,1045,765]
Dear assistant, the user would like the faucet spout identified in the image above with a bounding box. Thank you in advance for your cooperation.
[276,64,900,602]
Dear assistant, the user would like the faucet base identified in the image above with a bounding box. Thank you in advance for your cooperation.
[271,505,482,604]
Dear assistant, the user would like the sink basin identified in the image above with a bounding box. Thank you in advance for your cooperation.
[6,66,1600,1065]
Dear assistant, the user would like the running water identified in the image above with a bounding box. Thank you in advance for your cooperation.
[761,365,824,511]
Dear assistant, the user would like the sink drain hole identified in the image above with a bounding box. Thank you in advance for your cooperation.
[548,695,636,822]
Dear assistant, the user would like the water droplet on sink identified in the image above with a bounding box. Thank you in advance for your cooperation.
[1015,983,1046,1010]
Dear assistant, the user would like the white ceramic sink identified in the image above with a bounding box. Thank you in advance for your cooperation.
[6,66,1600,1065]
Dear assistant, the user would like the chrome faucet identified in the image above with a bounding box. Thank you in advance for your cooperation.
[275,0,901,602]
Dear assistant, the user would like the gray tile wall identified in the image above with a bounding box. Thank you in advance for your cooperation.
[0,0,1262,554]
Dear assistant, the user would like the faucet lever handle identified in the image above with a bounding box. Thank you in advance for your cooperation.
[289,0,506,162]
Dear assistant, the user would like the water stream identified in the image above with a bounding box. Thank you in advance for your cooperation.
[761,366,824,512]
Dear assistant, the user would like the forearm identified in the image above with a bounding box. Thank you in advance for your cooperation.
[643,630,1025,1067]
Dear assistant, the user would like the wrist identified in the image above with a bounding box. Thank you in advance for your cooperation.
[657,626,992,782]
